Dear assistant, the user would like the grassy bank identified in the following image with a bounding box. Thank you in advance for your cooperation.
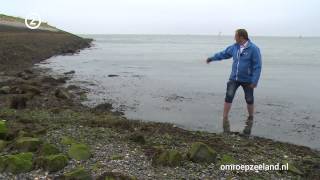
[0,26,91,73]
[0,14,58,30]
[0,22,319,179]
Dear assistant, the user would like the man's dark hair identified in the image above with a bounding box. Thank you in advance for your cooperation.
[236,29,249,40]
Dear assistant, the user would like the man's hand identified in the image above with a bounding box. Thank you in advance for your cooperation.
[249,84,257,88]
[206,58,212,64]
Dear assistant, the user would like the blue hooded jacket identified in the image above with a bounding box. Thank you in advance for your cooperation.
[208,40,262,85]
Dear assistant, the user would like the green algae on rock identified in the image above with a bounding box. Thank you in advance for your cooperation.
[39,143,61,156]
[0,120,8,139]
[219,154,237,165]
[282,160,303,175]
[17,130,35,138]
[55,88,72,99]
[111,154,124,160]
[0,155,6,172]
[129,132,146,144]
[0,140,7,151]
[36,154,69,172]
[61,136,77,145]
[0,152,33,174]
[68,143,91,160]
[63,167,92,180]
[14,136,42,152]
[0,86,10,94]
[187,142,217,163]
[153,149,183,166]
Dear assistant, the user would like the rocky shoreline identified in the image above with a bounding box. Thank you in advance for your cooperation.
[0,28,319,179]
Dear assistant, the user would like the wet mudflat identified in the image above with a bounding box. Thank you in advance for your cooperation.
[39,35,320,150]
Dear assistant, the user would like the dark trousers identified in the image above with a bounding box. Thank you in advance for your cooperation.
[225,80,254,104]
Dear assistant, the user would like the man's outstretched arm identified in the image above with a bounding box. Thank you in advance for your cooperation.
[206,45,234,63]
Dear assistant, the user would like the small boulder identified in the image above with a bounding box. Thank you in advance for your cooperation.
[0,156,5,172]
[9,86,24,94]
[93,103,113,112]
[15,137,42,152]
[41,76,65,85]
[108,74,119,77]
[62,49,76,54]
[20,85,41,96]
[16,70,34,80]
[39,143,60,156]
[57,77,69,83]
[79,93,88,101]
[219,154,237,165]
[153,149,183,166]
[63,167,92,180]
[0,120,8,139]
[111,154,124,160]
[64,70,76,75]
[17,130,35,138]
[187,142,217,163]
[67,85,79,90]
[55,88,71,99]
[282,160,303,175]
[23,69,34,74]
[2,152,34,174]
[0,140,7,151]
[68,143,91,160]
[0,86,11,94]
[129,132,146,144]
[61,136,77,145]
[9,95,28,109]
[40,76,55,84]
[37,154,69,172]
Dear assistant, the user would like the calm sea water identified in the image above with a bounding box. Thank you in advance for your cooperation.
[38,35,320,149]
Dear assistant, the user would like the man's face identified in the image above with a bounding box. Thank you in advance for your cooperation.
[234,32,241,44]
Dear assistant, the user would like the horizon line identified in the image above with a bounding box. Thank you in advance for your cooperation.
[76,33,320,38]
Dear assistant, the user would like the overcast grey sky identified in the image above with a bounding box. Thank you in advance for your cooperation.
[1,0,320,36]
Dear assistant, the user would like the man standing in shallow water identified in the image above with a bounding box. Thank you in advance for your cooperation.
[206,29,262,135]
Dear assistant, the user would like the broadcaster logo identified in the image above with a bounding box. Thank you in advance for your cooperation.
[25,13,41,30]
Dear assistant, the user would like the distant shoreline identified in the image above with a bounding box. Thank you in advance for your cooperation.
[77,33,320,38]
